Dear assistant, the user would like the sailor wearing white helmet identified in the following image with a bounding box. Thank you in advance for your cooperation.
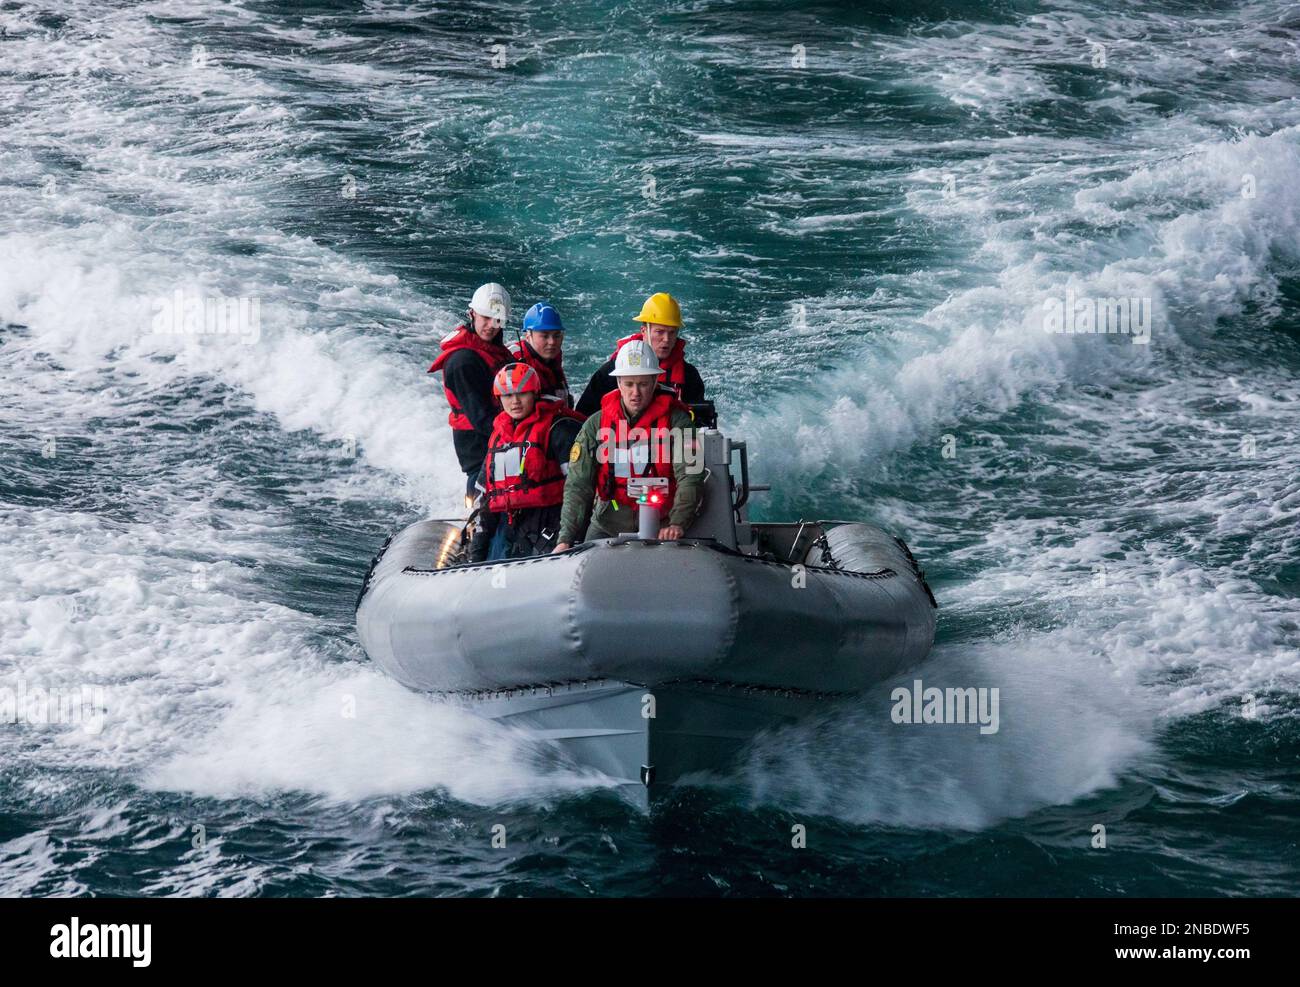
[427,282,515,500]
[554,340,704,551]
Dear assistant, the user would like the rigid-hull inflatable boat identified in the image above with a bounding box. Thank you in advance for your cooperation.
[356,428,937,799]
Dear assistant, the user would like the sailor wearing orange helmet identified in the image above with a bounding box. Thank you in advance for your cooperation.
[470,362,584,561]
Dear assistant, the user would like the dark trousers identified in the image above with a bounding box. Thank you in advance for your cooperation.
[472,504,563,561]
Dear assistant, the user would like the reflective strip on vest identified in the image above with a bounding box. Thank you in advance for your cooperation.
[612,442,652,479]
[493,446,524,481]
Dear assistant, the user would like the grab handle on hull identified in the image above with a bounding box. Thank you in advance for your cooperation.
[732,440,751,513]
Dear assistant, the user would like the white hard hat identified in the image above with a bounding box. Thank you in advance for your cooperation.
[469,282,511,325]
[609,338,664,377]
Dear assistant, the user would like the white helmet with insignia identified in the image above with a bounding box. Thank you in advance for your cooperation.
[608,339,664,377]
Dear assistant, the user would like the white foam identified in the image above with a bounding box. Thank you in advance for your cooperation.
[0,507,597,805]
[0,229,461,513]
[742,638,1154,829]
[146,672,603,805]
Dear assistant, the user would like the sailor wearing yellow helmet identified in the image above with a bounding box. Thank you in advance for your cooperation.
[574,291,706,417]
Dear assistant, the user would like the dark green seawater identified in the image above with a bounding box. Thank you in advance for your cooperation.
[1,0,1298,895]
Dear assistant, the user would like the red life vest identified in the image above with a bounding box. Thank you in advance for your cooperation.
[510,339,575,409]
[427,325,512,430]
[595,388,690,510]
[484,401,582,514]
[609,332,688,397]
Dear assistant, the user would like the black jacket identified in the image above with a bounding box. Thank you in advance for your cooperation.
[441,348,501,475]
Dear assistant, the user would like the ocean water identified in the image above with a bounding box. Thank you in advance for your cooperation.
[2,0,1298,896]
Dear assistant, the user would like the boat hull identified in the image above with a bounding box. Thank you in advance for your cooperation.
[356,520,936,792]
[460,678,827,802]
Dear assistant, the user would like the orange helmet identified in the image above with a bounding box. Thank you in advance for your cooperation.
[493,362,541,397]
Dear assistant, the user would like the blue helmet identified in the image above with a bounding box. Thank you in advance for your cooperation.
[522,301,565,334]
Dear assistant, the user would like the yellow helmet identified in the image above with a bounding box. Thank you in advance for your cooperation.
[633,291,682,328]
